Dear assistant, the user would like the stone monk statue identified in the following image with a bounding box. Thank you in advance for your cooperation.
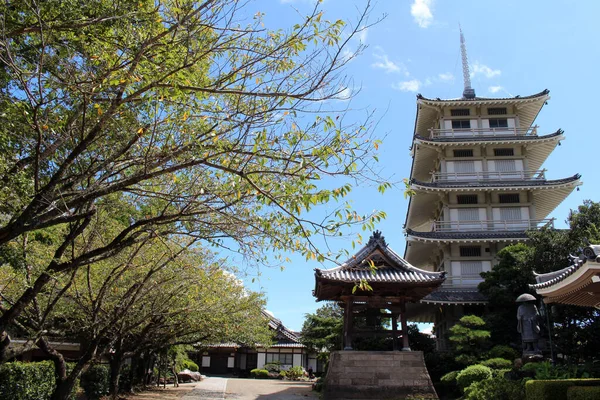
[516,293,541,354]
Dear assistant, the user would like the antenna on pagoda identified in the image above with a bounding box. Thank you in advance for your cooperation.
[460,25,476,99]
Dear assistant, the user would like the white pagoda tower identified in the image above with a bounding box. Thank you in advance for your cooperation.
[403,29,581,349]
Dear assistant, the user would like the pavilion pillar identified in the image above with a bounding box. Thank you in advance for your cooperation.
[343,297,354,350]
[391,313,399,351]
[400,303,411,351]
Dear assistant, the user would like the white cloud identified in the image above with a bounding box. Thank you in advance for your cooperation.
[392,79,421,92]
[371,49,403,74]
[471,62,501,79]
[358,27,368,43]
[438,72,454,82]
[338,87,352,101]
[411,0,434,28]
[488,85,503,94]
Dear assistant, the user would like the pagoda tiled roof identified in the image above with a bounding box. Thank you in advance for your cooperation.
[420,289,488,305]
[315,231,446,284]
[411,174,581,190]
[406,228,528,241]
[417,89,550,103]
[530,245,600,290]
[413,129,563,144]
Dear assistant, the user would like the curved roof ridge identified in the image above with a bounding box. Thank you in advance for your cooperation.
[411,174,581,189]
[413,129,564,144]
[530,245,600,289]
[417,89,549,102]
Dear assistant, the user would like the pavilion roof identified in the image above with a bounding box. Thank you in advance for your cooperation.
[313,231,446,301]
[530,245,600,308]
[411,174,581,190]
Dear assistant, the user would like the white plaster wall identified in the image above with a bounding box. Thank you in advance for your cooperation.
[257,353,266,369]
[201,356,210,368]
[293,354,302,368]
[227,357,235,368]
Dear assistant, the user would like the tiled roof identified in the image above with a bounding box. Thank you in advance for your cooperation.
[315,231,446,284]
[420,289,488,305]
[530,245,600,290]
[406,228,528,241]
[269,343,305,348]
[411,174,581,190]
[417,89,549,103]
[262,310,301,343]
[413,129,563,144]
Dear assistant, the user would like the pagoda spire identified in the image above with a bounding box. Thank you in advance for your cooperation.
[460,25,476,99]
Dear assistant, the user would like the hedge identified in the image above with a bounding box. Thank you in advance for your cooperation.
[0,361,56,400]
[481,358,512,370]
[456,364,493,391]
[525,379,600,400]
[250,369,269,379]
[80,364,110,400]
[567,386,600,400]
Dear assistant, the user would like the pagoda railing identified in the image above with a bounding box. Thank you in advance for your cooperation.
[441,275,483,288]
[431,169,546,182]
[433,218,554,232]
[429,125,537,138]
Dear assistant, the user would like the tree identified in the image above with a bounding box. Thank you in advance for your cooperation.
[448,315,491,366]
[300,303,343,358]
[0,0,387,361]
[479,200,600,363]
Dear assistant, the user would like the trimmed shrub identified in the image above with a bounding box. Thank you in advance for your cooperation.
[488,345,519,361]
[481,358,512,370]
[182,359,199,372]
[0,361,55,400]
[250,369,269,379]
[525,379,600,400]
[440,370,459,384]
[456,364,493,391]
[80,364,110,400]
[285,366,304,380]
[263,361,281,372]
[567,386,600,400]
[463,375,525,400]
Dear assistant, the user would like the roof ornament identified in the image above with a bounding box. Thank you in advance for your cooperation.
[367,230,387,247]
[460,25,476,99]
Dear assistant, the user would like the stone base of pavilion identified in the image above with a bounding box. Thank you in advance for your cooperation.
[323,351,438,400]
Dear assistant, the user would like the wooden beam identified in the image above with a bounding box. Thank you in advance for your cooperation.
[400,303,411,351]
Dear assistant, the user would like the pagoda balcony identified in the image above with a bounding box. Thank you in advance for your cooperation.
[432,218,554,232]
[428,125,538,139]
[431,169,546,182]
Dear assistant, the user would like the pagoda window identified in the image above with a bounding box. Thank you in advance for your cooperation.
[451,109,471,116]
[457,194,479,204]
[458,208,479,222]
[461,261,483,275]
[488,107,508,115]
[460,246,482,257]
[451,120,471,129]
[493,148,515,157]
[500,207,522,221]
[499,193,520,204]
[489,118,509,128]
[453,149,474,158]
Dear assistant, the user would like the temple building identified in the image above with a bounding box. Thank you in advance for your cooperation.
[403,29,581,349]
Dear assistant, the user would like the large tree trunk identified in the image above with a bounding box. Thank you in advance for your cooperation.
[109,353,124,400]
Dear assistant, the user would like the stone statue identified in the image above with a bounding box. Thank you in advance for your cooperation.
[516,293,541,355]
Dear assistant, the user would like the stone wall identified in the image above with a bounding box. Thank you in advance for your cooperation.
[323,351,437,400]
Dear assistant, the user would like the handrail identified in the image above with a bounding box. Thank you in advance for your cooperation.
[433,218,554,232]
[429,125,537,138]
[431,169,546,182]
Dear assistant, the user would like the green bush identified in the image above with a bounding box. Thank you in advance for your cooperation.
[525,379,600,400]
[80,364,109,400]
[182,359,199,372]
[456,364,493,391]
[263,361,281,372]
[440,370,459,384]
[285,366,304,380]
[524,362,583,380]
[488,345,519,361]
[481,358,512,370]
[567,386,600,400]
[250,369,269,379]
[0,361,55,400]
[464,375,525,400]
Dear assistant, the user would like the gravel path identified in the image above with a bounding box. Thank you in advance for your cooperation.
[182,377,228,399]
[225,378,317,400]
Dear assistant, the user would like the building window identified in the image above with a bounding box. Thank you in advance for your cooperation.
[460,246,482,257]
[457,194,478,204]
[266,353,293,365]
[494,159,517,172]
[499,194,520,203]
[488,107,507,115]
[493,148,515,157]
[500,207,522,221]
[451,120,471,129]
[489,118,509,128]
[458,208,479,222]
[451,109,470,116]
[461,261,483,276]
[453,149,474,158]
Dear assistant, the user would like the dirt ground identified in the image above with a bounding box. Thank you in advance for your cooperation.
[119,382,197,399]
[225,378,317,400]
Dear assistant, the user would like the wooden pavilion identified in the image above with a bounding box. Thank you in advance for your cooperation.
[530,245,600,308]
[313,231,446,351]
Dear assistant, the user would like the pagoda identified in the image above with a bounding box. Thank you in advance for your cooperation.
[403,29,581,349]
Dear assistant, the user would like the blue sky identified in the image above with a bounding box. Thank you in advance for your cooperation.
[238,0,599,332]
